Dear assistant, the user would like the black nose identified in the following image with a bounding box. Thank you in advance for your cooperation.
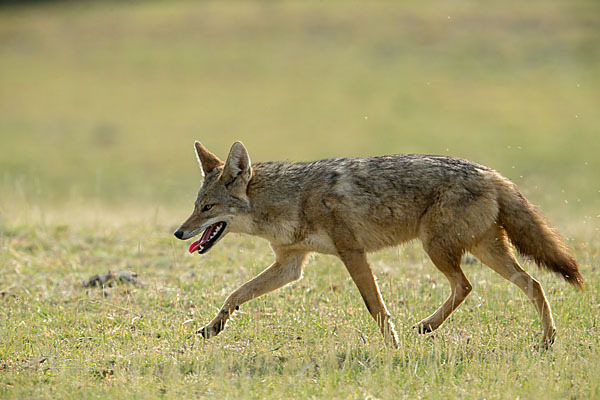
[174,229,184,239]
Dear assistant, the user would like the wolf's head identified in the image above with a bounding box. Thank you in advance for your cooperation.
[174,141,253,254]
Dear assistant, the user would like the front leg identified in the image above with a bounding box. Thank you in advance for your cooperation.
[338,248,399,348]
[328,219,398,347]
[198,249,308,338]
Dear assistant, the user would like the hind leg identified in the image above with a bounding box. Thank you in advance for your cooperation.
[415,242,472,333]
[470,224,556,345]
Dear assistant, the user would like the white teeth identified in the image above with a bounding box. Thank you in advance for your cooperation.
[205,224,223,246]
[209,224,222,241]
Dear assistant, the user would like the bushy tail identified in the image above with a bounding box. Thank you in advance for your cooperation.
[496,178,584,289]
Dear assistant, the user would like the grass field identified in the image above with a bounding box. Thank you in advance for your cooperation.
[1,1,599,398]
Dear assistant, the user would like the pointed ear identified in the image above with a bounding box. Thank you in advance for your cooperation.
[194,141,223,176]
[222,141,252,194]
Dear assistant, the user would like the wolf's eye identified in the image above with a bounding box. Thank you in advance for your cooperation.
[202,204,214,212]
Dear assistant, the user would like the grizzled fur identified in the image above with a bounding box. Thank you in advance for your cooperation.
[175,141,583,347]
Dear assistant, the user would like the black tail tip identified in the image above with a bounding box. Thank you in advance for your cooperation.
[564,271,585,290]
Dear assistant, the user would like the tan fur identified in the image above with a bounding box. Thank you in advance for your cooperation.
[175,141,583,347]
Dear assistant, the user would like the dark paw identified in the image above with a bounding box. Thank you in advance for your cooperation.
[413,323,434,334]
[197,325,217,339]
[541,328,557,350]
[197,321,224,339]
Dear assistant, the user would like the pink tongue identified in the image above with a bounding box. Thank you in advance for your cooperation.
[188,224,217,253]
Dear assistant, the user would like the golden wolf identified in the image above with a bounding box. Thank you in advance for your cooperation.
[174,141,583,347]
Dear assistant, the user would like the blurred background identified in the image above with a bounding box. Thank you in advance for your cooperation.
[1,0,599,231]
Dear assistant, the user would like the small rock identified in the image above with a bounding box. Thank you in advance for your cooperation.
[83,271,138,287]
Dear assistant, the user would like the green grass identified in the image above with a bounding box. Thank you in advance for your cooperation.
[1,0,599,398]
[1,224,599,398]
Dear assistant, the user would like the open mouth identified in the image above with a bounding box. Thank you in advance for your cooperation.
[188,222,227,254]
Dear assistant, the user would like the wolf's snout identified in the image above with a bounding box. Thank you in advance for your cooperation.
[174,229,185,240]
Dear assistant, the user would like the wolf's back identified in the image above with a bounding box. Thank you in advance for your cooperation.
[495,177,584,288]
